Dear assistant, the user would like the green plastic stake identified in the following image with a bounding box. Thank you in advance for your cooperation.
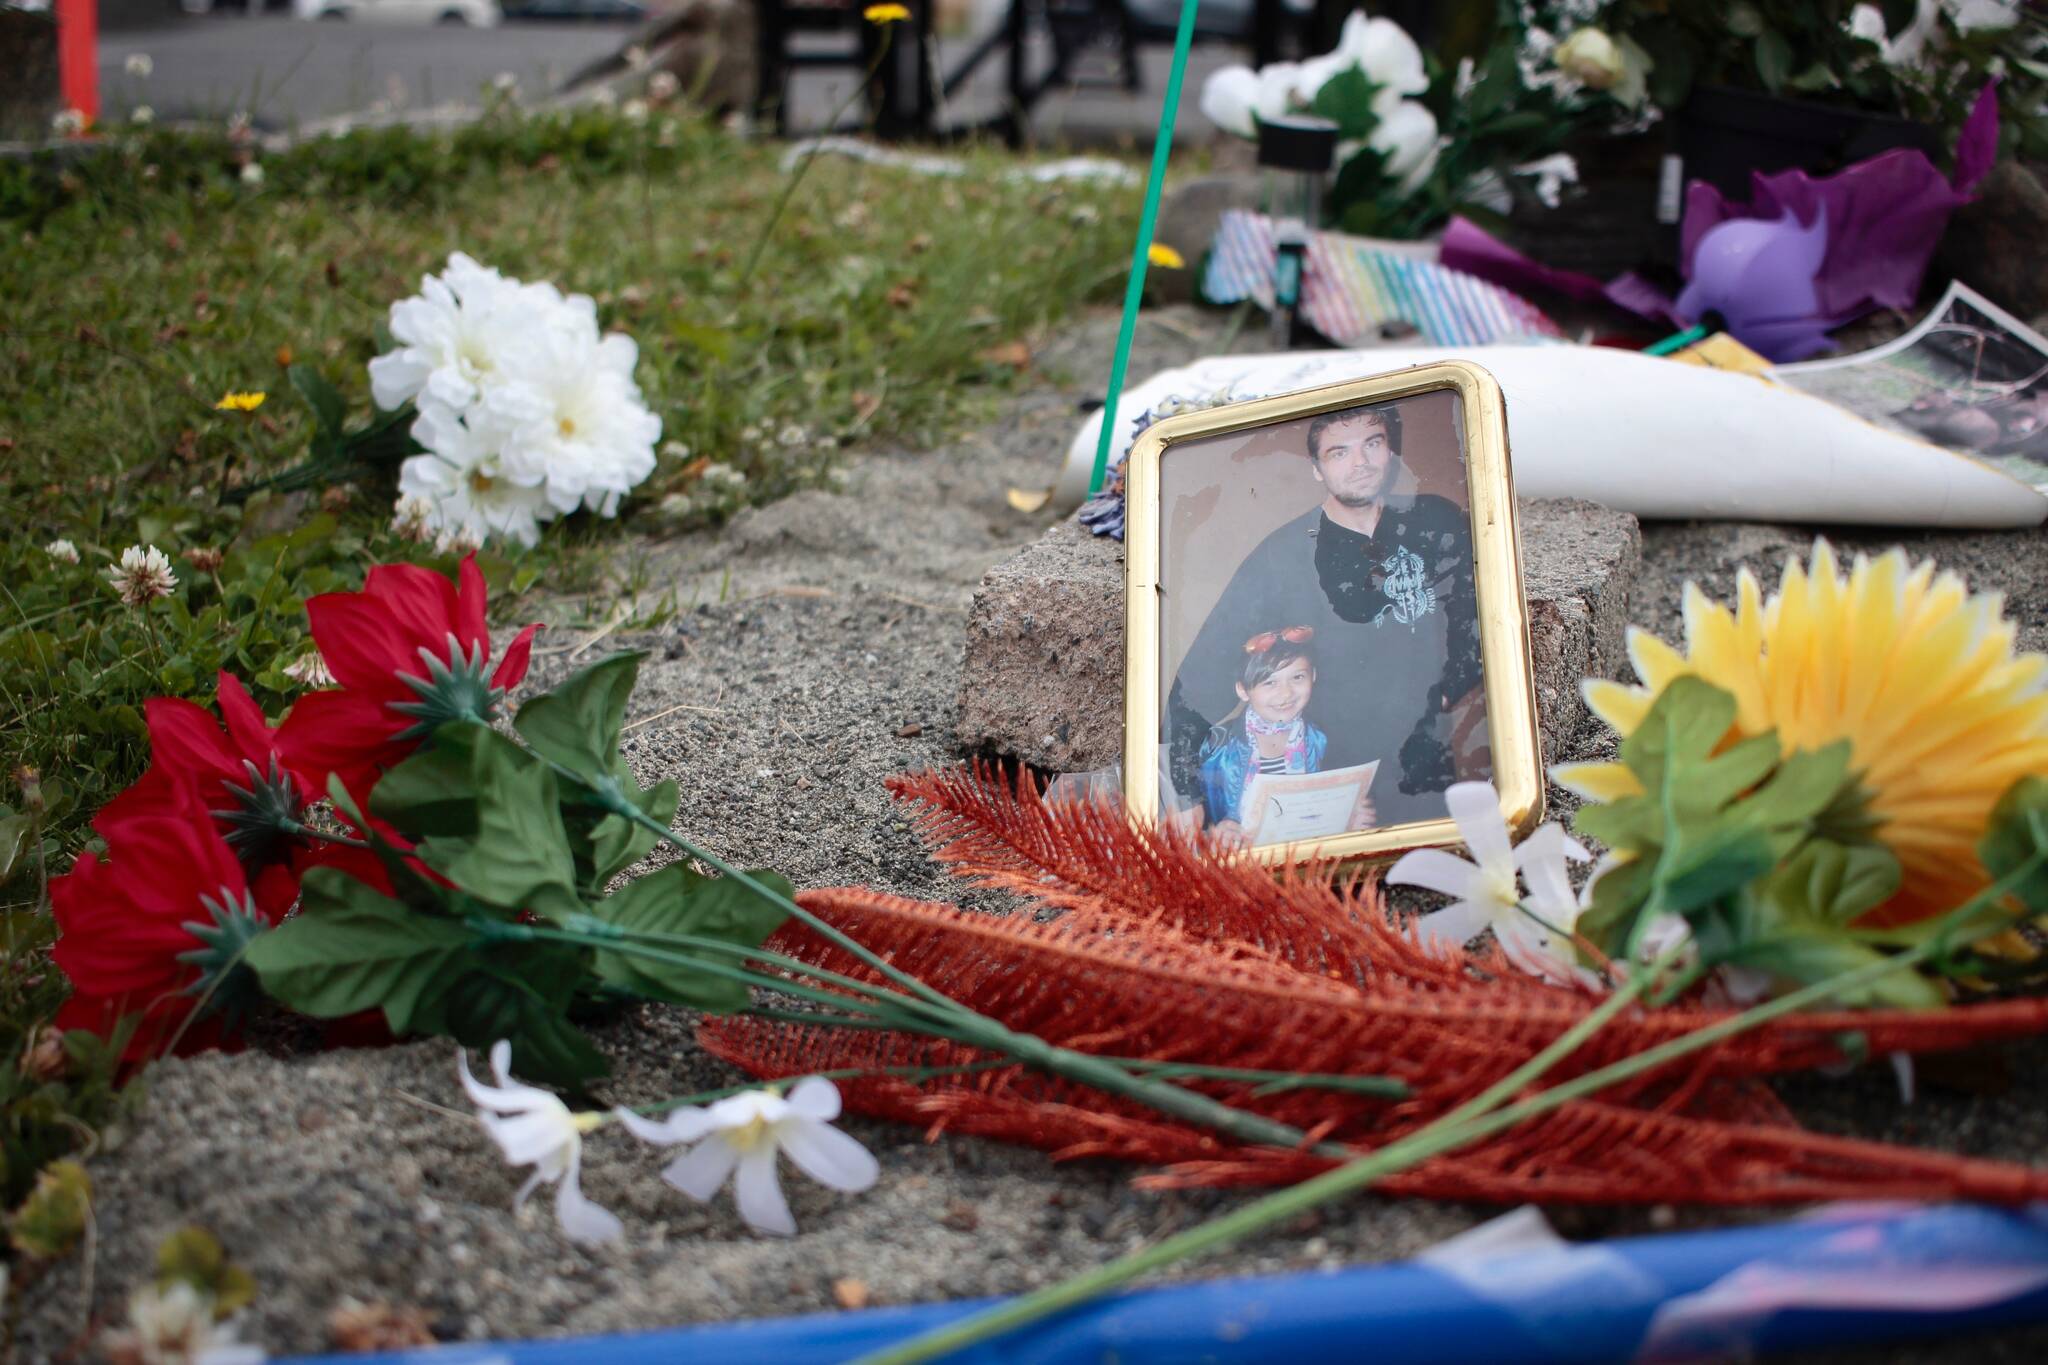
[1087,0,1202,496]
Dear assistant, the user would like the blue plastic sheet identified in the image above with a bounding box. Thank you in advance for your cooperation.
[287,1203,2048,1365]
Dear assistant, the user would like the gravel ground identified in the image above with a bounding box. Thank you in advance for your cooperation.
[19,308,2048,1363]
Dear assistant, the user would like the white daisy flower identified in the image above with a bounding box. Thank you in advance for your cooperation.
[459,1042,622,1247]
[615,1077,878,1237]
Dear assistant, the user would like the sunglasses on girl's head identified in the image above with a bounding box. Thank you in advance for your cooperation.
[1243,625,1314,653]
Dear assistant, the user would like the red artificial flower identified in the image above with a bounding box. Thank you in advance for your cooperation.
[53,777,282,1062]
[277,554,537,804]
[101,672,313,910]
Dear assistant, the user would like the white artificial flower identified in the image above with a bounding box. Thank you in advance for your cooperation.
[1367,98,1440,192]
[105,545,177,605]
[1552,26,1624,90]
[101,1281,265,1365]
[398,407,554,550]
[51,108,86,136]
[131,105,155,126]
[1388,781,1591,984]
[1848,0,1938,65]
[1294,11,1428,113]
[1514,152,1579,209]
[471,324,661,519]
[1198,62,1301,138]
[371,253,661,545]
[459,1041,623,1247]
[614,1077,878,1236]
[281,650,336,689]
[1948,0,2021,30]
[45,539,79,564]
[125,52,154,78]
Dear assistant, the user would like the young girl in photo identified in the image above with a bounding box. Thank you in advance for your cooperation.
[1198,626,1328,847]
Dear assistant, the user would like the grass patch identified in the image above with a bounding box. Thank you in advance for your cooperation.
[0,104,1136,1217]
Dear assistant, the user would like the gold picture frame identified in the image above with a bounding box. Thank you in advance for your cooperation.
[1121,360,1541,864]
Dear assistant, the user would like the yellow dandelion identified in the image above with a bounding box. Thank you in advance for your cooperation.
[214,390,266,413]
[1147,242,1186,270]
[1556,540,2048,928]
[863,2,910,22]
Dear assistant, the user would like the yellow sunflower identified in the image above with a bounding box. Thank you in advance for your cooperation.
[1556,540,2048,928]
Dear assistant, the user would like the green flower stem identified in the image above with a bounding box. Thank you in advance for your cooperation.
[528,918,1341,1155]
[571,915,966,1033]
[852,892,2041,1365]
[735,26,895,288]
[504,923,909,1024]
[580,771,974,1017]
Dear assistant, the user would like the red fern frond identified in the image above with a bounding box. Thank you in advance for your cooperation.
[697,765,2048,1208]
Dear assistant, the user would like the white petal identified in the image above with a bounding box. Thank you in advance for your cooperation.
[1514,824,1581,924]
[733,1148,796,1236]
[663,1136,741,1202]
[484,1041,562,1110]
[1497,914,1576,986]
[484,1109,575,1167]
[554,1147,624,1246]
[511,1167,548,1213]
[1370,99,1439,182]
[778,1119,879,1193]
[1410,899,1490,949]
[1199,65,1261,137]
[783,1076,843,1123]
[1444,782,1513,879]
[613,1105,719,1147]
[456,1045,501,1110]
[1385,847,1481,900]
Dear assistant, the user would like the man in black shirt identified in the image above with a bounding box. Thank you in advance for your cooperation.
[1168,403,1486,828]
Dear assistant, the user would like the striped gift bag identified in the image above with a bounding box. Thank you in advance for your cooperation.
[1202,210,1564,347]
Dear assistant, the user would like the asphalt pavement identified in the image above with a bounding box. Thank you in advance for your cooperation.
[97,14,630,128]
[94,8,1235,144]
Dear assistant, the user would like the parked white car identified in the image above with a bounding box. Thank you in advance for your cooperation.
[293,0,502,24]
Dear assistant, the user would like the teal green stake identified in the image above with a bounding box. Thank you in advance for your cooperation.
[1087,0,1202,497]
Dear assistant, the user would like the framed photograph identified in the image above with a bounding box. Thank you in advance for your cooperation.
[1121,360,1542,863]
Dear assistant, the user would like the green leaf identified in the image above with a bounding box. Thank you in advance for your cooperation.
[415,726,583,921]
[1980,775,2048,914]
[243,868,472,1032]
[591,864,792,1012]
[0,812,33,886]
[514,651,644,787]
[1310,66,1383,142]
[287,365,346,445]
[371,740,480,838]
[1736,934,1944,1010]
[587,773,679,886]
[1755,29,1794,91]
[1573,677,1858,957]
[1757,839,1902,928]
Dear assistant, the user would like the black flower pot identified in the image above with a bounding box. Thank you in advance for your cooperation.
[1678,84,1942,199]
